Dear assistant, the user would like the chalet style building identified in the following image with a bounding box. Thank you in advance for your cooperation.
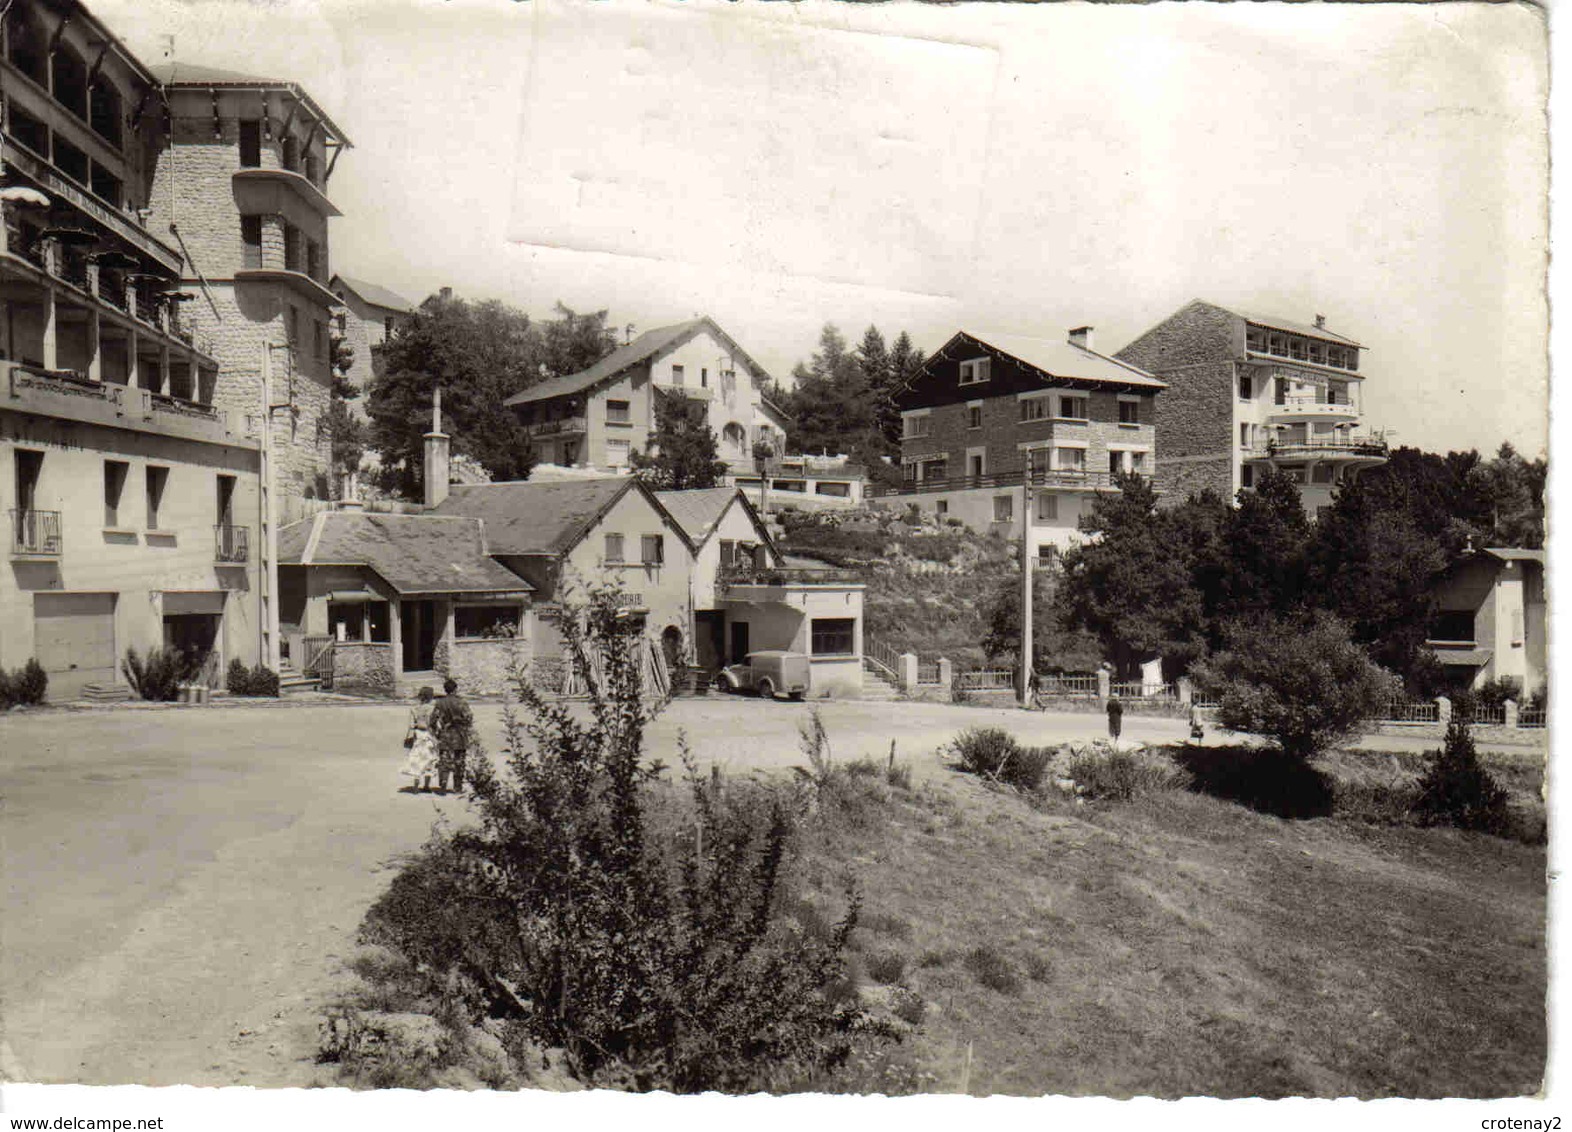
[1426,547,1546,695]
[1114,300,1388,513]
[887,328,1165,554]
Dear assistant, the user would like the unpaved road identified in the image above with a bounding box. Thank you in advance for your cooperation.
[0,697,1543,1085]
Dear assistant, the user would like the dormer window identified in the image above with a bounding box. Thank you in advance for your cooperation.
[958,357,991,385]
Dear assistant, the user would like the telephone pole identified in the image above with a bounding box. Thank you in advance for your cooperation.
[1019,470,1033,706]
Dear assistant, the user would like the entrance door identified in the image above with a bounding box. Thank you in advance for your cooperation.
[34,592,117,699]
[163,613,222,684]
[695,611,725,671]
[401,600,438,671]
[729,620,750,664]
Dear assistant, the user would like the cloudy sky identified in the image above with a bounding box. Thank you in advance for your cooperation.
[95,0,1549,457]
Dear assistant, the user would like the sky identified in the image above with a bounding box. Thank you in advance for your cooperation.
[91,0,1550,459]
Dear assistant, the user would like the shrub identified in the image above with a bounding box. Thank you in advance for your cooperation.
[1413,721,1511,835]
[949,728,1050,792]
[355,586,892,1093]
[227,658,253,695]
[122,646,188,702]
[11,659,47,706]
[0,668,11,709]
[248,665,281,698]
[888,987,926,1026]
[866,950,907,985]
[1190,612,1393,760]
[1067,746,1191,801]
[963,945,1021,995]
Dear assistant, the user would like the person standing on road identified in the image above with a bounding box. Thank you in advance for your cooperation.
[432,677,474,795]
[400,686,438,792]
[1106,693,1124,745]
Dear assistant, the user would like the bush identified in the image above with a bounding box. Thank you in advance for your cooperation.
[888,987,926,1026]
[227,658,253,695]
[2,659,48,707]
[963,945,1021,995]
[865,950,907,985]
[248,665,281,697]
[122,646,188,702]
[354,586,892,1093]
[1190,612,1393,760]
[1067,746,1190,801]
[1413,721,1511,835]
[949,728,1051,792]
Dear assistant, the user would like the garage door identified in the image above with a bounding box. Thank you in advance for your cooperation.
[34,593,118,701]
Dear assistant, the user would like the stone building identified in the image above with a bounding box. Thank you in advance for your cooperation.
[1114,300,1388,513]
[146,62,351,525]
[329,273,414,410]
[886,329,1164,555]
[0,0,261,699]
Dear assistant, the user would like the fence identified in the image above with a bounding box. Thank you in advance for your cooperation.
[1518,706,1547,729]
[1457,702,1507,727]
[302,635,335,690]
[956,669,1014,691]
[1110,680,1178,701]
[916,660,943,686]
[1380,698,1440,724]
[1036,673,1100,698]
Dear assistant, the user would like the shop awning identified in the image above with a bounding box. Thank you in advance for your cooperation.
[327,589,379,603]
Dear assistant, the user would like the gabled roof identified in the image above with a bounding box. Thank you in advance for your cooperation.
[277,512,531,596]
[152,63,351,147]
[505,316,774,408]
[1232,307,1363,349]
[433,478,695,558]
[923,331,1167,391]
[331,275,415,314]
[1483,547,1545,565]
[654,488,777,559]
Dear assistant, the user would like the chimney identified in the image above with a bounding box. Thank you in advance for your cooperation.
[439,286,453,302]
[1068,326,1094,352]
[1314,314,1327,330]
[424,386,450,508]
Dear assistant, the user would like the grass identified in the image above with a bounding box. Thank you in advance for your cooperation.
[786,751,1546,1097]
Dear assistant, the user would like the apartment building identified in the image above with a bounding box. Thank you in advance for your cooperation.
[0,0,261,699]
[886,329,1165,555]
[1114,300,1388,513]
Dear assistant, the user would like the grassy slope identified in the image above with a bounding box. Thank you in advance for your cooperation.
[800,769,1545,1098]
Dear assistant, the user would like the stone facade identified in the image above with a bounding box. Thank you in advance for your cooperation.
[332,640,395,695]
[434,637,527,697]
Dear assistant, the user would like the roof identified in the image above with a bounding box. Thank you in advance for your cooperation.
[152,63,352,147]
[505,316,774,408]
[1431,647,1495,668]
[1223,304,1363,348]
[432,478,651,557]
[944,331,1167,390]
[277,512,530,595]
[331,275,415,314]
[1484,547,1545,565]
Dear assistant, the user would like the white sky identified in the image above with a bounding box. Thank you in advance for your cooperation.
[93,0,1549,458]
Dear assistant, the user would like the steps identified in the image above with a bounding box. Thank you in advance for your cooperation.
[858,666,901,702]
[278,662,321,694]
[79,683,132,703]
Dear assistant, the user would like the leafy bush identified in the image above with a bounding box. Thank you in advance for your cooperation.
[1068,746,1191,801]
[354,586,892,1093]
[122,646,189,702]
[1413,721,1510,835]
[865,950,907,985]
[1190,613,1393,760]
[247,665,281,697]
[963,945,1021,995]
[949,728,1051,792]
[888,987,926,1026]
[0,659,48,709]
[227,657,253,694]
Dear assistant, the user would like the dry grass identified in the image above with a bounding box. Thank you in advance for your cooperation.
[794,766,1546,1098]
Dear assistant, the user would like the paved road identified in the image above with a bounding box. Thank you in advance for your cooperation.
[0,696,1543,1085]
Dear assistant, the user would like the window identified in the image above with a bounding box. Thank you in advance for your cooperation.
[1109,451,1123,477]
[641,534,665,565]
[1240,422,1251,448]
[306,240,321,281]
[1429,610,1475,644]
[1020,397,1049,422]
[241,216,263,269]
[1241,464,1255,489]
[1274,378,1288,406]
[958,357,991,385]
[282,134,300,173]
[810,617,855,656]
[456,605,521,639]
[54,137,89,185]
[283,224,301,272]
[314,320,325,360]
[89,165,122,208]
[216,473,236,525]
[287,305,300,346]
[1289,337,1308,361]
[903,414,932,439]
[1281,465,1307,484]
[1239,374,1253,399]
[1038,544,1058,566]
[719,539,737,567]
[1057,394,1088,420]
[145,465,169,529]
[1036,492,1058,521]
[8,101,47,156]
[1308,341,1327,366]
[328,602,367,642]
[1118,398,1140,425]
[936,500,948,516]
[670,364,685,386]
[1245,328,1266,353]
[1268,334,1286,357]
[967,404,983,429]
[368,602,391,643]
[606,399,630,424]
[700,367,708,388]
[968,452,985,477]
[239,120,262,168]
[604,533,625,563]
[1055,447,1086,472]
[815,481,850,497]
[993,495,1013,522]
[606,439,631,467]
[102,460,129,526]
[1129,452,1147,473]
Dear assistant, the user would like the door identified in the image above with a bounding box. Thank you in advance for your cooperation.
[401,600,437,671]
[34,592,117,700]
[695,611,725,671]
[163,613,222,684]
[729,620,750,664]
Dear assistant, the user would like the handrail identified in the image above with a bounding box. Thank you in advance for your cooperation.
[872,469,1151,498]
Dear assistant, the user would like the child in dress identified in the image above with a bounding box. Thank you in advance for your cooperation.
[400,686,438,792]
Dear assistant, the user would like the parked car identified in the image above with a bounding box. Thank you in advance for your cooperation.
[716,650,810,700]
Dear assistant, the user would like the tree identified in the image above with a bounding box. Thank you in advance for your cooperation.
[1190,612,1394,760]
[318,323,365,501]
[1467,442,1545,549]
[1412,720,1511,834]
[1218,468,1309,622]
[631,394,728,490]
[980,567,1103,672]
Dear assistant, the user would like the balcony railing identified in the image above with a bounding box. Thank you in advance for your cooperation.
[1247,437,1389,460]
[1275,394,1357,412]
[11,509,61,556]
[523,416,588,437]
[215,524,250,564]
[718,564,864,587]
[873,469,1151,497]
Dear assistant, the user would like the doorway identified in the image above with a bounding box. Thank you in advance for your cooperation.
[401,600,438,672]
[729,620,750,664]
[164,612,221,684]
[695,611,725,671]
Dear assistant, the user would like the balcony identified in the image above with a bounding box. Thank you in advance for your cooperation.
[1245,437,1389,463]
[234,267,340,309]
[5,362,254,449]
[523,416,588,438]
[1268,395,1361,425]
[232,168,342,218]
[215,524,250,564]
[718,563,865,603]
[11,509,61,557]
[872,469,1151,498]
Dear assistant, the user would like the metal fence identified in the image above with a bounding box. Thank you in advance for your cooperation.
[1458,703,1507,727]
[957,669,1015,691]
[1110,680,1177,701]
[1382,698,1441,724]
[1518,706,1548,729]
[1035,673,1100,698]
[916,661,943,686]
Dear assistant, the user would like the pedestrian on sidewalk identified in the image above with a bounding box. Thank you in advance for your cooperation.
[400,686,438,792]
[1106,693,1124,745]
[432,676,474,795]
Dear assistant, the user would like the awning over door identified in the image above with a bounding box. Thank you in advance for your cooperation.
[163,591,228,616]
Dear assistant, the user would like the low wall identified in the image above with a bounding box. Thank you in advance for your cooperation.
[810,656,863,699]
[332,642,395,696]
[435,638,529,697]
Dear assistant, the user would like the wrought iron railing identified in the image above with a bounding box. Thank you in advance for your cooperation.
[1382,698,1440,724]
[956,669,1014,691]
[718,564,864,587]
[873,469,1151,498]
[150,392,220,421]
[1518,706,1547,729]
[215,524,249,563]
[10,509,61,555]
[1035,673,1100,698]
[1248,437,1388,460]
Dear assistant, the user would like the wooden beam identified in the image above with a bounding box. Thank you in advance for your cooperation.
[278,96,299,140]
[324,141,344,183]
[46,12,70,59]
[129,90,150,130]
[302,117,320,152]
[210,87,221,140]
[84,40,110,87]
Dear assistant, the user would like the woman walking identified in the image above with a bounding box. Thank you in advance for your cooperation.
[400,686,439,792]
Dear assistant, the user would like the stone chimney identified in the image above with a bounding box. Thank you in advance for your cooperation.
[1314,314,1327,330]
[439,286,453,302]
[1068,326,1095,352]
[424,387,450,508]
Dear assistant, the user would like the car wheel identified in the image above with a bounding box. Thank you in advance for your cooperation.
[756,677,775,700]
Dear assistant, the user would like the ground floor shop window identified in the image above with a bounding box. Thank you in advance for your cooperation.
[329,600,392,643]
[456,604,521,639]
[810,617,855,657]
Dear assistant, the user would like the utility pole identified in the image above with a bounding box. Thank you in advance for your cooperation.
[259,344,283,669]
[1019,469,1033,707]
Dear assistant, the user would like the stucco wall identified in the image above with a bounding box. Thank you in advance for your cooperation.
[878,483,1092,550]
[560,486,693,638]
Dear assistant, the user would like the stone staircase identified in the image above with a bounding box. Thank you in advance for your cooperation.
[859,664,902,702]
[278,661,321,694]
[79,682,132,703]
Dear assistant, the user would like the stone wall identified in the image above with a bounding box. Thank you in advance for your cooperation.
[333,641,396,695]
[916,387,1158,481]
[434,637,531,697]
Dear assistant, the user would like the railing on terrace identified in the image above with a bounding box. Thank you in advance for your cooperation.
[150,391,220,421]
[215,524,249,564]
[956,669,1014,691]
[718,564,864,587]
[10,508,61,555]
[1036,673,1100,698]
[872,469,1151,498]
[1274,394,1357,412]
[523,416,587,437]
[1248,437,1389,460]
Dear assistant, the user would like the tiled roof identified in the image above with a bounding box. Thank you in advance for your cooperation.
[331,275,415,314]
[432,479,635,556]
[278,512,530,595]
[505,316,774,407]
[655,488,745,546]
[151,64,351,146]
[951,332,1167,389]
[1230,307,1363,348]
